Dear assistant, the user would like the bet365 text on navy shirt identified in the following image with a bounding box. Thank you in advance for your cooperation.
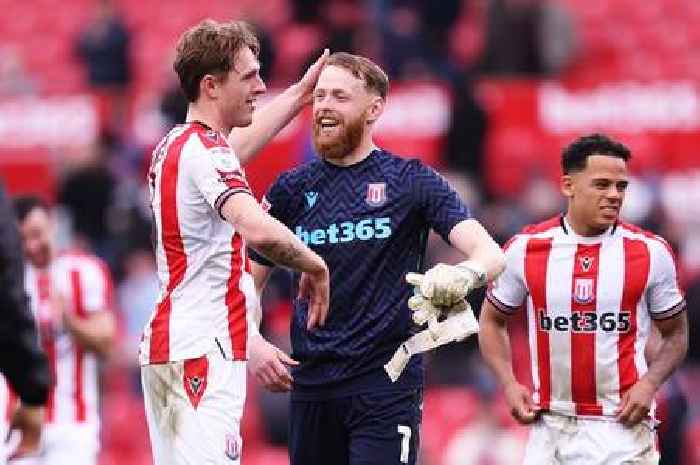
[249,149,471,400]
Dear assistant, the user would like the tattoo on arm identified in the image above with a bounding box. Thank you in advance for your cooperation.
[256,240,305,270]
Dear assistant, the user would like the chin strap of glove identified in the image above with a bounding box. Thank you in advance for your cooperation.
[384,299,479,383]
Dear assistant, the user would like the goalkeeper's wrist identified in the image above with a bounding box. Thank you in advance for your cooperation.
[456,260,488,288]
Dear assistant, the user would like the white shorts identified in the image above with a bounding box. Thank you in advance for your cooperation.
[141,350,246,465]
[7,423,99,465]
[523,413,659,465]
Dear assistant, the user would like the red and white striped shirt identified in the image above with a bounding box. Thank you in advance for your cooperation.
[139,122,255,365]
[487,216,686,418]
[23,251,113,426]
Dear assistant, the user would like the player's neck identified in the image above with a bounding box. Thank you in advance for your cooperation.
[185,104,229,135]
[564,211,608,237]
[324,137,377,167]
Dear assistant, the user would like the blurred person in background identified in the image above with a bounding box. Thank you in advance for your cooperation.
[248,52,504,465]
[74,0,132,137]
[0,184,49,464]
[139,20,330,465]
[479,134,688,464]
[479,0,576,75]
[116,247,159,388]
[57,133,117,264]
[9,196,116,465]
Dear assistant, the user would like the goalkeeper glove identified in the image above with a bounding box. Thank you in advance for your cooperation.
[386,299,479,382]
[405,260,487,307]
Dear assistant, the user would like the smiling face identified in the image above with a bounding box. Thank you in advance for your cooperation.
[19,206,53,269]
[311,65,381,160]
[561,154,629,235]
[215,46,266,130]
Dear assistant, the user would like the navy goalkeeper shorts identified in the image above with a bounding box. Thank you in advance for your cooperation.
[288,388,422,465]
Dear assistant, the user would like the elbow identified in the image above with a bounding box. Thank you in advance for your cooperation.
[247,233,276,255]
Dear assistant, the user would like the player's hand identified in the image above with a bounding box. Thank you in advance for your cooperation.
[504,381,540,425]
[406,261,485,307]
[407,293,441,326]
[296,48,329,105]
[616,378,655,426]
[7,404,43,460]
[298,264,330,330]
[407,292,444,339]
[248,334,299,393]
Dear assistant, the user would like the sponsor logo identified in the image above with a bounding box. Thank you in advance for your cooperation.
[366,182,387,207]
[304,191,319,209]
[296,217,392,245]
[210,147,238,171]
[573,278,595,304]
[537,309,631,333]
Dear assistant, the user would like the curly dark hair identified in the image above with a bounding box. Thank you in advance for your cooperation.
[561,133,632,174]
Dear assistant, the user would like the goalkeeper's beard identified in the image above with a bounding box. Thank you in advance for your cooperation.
[313,110,366,161]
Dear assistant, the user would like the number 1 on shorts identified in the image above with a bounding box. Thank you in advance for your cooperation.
[398,424,411,463]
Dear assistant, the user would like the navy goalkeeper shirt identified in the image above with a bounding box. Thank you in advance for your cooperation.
[250,149,471,400]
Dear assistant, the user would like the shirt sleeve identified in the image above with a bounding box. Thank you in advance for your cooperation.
[486,236,528,315]
[248,175,291,267]
[412,161,472,243]
[79,259,113,314]
[646,238,686,320]
[183,136,253,216]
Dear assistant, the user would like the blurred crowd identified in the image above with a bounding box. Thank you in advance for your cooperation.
[0,0,699,464]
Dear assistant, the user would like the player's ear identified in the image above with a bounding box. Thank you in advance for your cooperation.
[365,96,385,125]
[200,74,220,100]
[560,174,575,199]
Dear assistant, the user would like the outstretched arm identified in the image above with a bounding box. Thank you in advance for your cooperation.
[407,219,505,307]
[448,219,506,282]
[229,50,329,163]
[221,192,329,329]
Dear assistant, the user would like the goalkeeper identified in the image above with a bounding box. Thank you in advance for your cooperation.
[248,52,505,465]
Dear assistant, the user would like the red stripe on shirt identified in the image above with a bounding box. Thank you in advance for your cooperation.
[226,233,248,360]
[36,272,55,422]
[70,270,87,422]
[620,222,683,293]
[570,243,603,416]
[149,128,193,363]
[618,238,650,396]
[524,237,553,410]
